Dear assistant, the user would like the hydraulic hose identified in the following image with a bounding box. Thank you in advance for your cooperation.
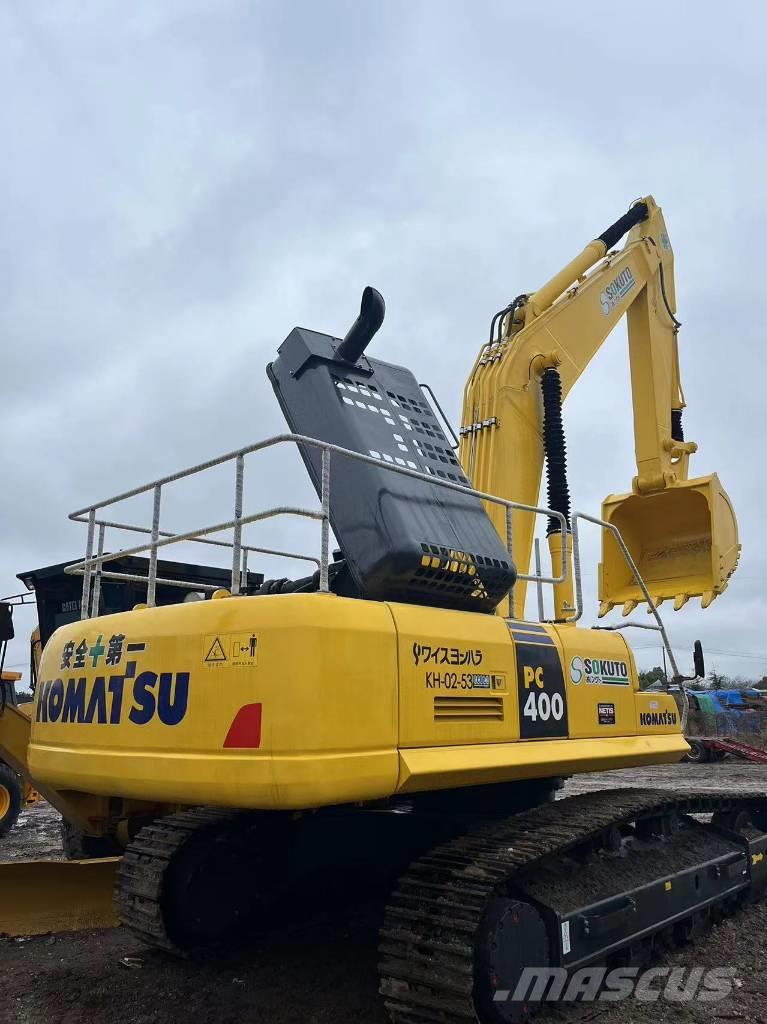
[0,640,6,715]
[597,201,649,251]
[671,409,684,442]
[541,368,571,536]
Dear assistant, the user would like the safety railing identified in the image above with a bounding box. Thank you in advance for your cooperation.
[65,432,569,621]
[0,591,36,607]
[65,432,681,679]
[570,510,680,678]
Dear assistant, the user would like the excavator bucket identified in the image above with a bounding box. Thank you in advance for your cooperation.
[598,474,740,615]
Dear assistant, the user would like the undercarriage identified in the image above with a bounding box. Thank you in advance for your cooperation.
[111,786,767,1023]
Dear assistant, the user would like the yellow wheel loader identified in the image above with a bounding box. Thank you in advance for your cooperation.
[1,197,760,1023]
[0,759,22,837]
[0,603,40,837]
[0,677,28,838]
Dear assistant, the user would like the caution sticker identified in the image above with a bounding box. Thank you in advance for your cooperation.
[203,633,258,669]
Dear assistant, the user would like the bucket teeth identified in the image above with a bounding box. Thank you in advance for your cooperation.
[622,600,638,616]
[598,601,613,618]
[599,474,739,615]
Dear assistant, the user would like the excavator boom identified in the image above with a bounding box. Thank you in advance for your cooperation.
[459,196,740,618]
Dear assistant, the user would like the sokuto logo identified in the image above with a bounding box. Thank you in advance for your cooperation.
[569,656,630,687]
[600,267,636,314]
[569,656,585,685]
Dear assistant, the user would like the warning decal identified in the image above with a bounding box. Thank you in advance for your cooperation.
[203,633,258,669]
[204,638,228,664]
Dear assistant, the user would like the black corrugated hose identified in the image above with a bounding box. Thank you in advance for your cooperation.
[671,409,684,442]
[541,368,571,537]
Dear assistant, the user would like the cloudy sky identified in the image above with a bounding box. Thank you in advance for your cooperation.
[2,1,765,682]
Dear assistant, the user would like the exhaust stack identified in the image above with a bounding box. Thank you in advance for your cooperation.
[336,286,385,363]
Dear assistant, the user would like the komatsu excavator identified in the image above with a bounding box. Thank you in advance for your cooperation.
[0,197,758,1023]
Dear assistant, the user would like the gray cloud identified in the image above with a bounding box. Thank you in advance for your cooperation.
[2,1,766,680]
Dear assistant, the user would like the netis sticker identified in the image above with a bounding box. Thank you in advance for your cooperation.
[598,702,616,726]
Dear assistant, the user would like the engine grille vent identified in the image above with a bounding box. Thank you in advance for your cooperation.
[433,696,504,722]
[414,543,512,601]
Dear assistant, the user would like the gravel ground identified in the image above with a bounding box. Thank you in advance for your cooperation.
[0,798,62,863]
[2,761,767,1024]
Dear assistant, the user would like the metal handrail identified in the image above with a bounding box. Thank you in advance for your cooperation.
[68,507,324,618]
[66,432,569,620]
[79,516,322,568]
[0,592,35,606]
[569,510,680,678]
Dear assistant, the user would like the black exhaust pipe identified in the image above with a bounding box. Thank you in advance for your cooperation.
[336,286,385,363]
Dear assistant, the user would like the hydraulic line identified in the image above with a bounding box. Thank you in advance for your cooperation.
[540,368,571,537]
[0,627,8,715]
[487,294,527,346]
[658,261,682,329]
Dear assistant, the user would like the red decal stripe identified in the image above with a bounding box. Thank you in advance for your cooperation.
[223,703,262,749]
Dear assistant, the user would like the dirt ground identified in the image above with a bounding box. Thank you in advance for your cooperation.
[0,798,63,864]
[2,762,767,1024]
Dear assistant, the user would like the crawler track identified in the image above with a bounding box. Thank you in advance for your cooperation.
[379,788,767,1023]
[115,789,767,1022]
[117,806,240,955]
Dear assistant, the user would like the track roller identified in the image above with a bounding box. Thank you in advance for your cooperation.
[379,788,767,1024]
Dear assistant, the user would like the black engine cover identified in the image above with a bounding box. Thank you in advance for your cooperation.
[267,326,515,612]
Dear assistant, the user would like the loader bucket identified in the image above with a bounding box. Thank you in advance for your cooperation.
[0,858,119,936]
[598,474,740,615]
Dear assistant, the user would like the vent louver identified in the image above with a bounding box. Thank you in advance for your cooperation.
[433,696,504,722]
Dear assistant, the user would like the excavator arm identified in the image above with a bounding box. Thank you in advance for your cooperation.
[459,196,739,619]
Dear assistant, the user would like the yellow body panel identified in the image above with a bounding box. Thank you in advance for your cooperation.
[30,593,399,809]
[398,735,686,794]
[28,593,687,812]
[393,604,518,748]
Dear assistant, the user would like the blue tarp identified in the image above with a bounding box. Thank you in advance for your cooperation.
[688,689,744,711]
[687,688,766,737]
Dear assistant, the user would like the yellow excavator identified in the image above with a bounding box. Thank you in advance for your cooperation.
[0,197,757,1023]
